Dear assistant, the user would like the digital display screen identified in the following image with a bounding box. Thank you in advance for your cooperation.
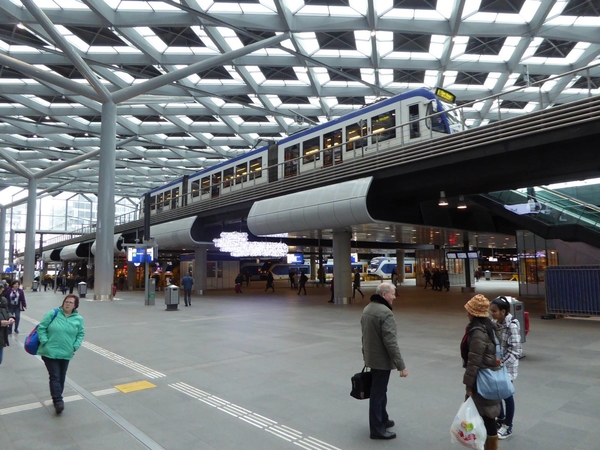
[127,247,155,263]
[435,87,456,103]
[446,253,457,259]
[350,253,358,263]
[286,254,304,264]
[467,252,479,259]
[456,252,468,259]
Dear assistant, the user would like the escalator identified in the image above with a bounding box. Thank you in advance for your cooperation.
[473,186,600,248]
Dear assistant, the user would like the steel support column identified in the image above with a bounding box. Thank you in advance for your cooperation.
[94,101,117,300]
[194,246,207,296]
[23,177,38,290]
[0,207,6,271]
[396,249,405,285]
[332,229,352,304]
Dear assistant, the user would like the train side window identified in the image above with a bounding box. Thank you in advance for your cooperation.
[150,195,156,211]
[157,193,163,211]
[201,176,210,195]
[191,180,200,197]
[249,157,262,179]
[211,172,221,198]
[323,128,342,167]
[284,144,299,178]
[171,187,179,209]
[223,167,234,188]
[372,110,396,142]
[302,136,320,164]
[164,190,171,207]
[236,163,247,184]
[409,104,420,138]
[346,121,367,151]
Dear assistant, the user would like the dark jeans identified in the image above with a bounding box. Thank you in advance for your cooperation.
[8,306,20,333]
[482,415,497,436]
[0,347,3,364]
[297,284,306,294]
[369,369,391,436]
[500,393,515,427]
[42,356,70,403]
[184,289,191,305]
[353,286,363,298]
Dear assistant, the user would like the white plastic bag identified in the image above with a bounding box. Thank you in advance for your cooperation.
[450,397,486,450]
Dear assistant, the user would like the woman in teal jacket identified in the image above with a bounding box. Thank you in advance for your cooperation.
[37,294,85,414]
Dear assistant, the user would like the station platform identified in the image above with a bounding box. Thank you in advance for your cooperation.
[1,280,599,450]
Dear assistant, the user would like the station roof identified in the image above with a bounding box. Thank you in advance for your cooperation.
[0,0,599,200]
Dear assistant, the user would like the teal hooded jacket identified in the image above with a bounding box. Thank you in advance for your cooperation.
[37,307,85,360]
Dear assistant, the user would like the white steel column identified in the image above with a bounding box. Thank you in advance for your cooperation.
[94,101,117,300]
[0,207,5,270]
[194,246,207,295]
[332,229,352,304]
[23,178,38,290]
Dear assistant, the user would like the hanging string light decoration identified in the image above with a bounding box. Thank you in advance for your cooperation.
[213,232,288,257]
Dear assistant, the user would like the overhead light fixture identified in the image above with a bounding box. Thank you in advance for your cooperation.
[438,191,448,206]
[457,195,467,209]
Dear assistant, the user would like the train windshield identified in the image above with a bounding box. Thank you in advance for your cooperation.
[439,99,464,132]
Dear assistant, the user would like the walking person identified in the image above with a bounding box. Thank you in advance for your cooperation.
[361,282,408,440]
[7,280,26,334]
[245,271,251,287]
[391,266,398,287]
[422,268,433,289]
[37,294,85,414]
[328,277,334,303]
[352,268,364,299]
[265,272,275,292]
[490,296,522,440]
[181,272,194,306]
[297,270,308,295]
[461,294,501,450]
[0,286,16,364]
[234,273,244,294]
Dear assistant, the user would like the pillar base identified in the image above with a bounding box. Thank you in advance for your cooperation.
[165,304,179,311]
[93,294,113,301]
[334,296,351,305]
[461,287,476,293]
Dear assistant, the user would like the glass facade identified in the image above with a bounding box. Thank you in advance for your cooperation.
[516,230,558,297]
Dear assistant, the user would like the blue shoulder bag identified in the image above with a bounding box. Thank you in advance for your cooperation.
[24,309,59,355]
[476,334,515,400]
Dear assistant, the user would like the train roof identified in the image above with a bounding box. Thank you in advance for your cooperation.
[145,87,438,195]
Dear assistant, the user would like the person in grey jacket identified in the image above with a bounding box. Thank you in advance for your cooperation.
[361,282,408,440]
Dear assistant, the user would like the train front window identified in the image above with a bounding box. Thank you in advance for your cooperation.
[303,136,320,164]
[440,100,464,131]
[249,157,262,180]
[371,110,396,143]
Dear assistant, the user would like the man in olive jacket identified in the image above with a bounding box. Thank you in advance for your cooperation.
[361,282,408,440]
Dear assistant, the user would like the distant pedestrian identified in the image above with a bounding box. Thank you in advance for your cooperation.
[297,270,308,295]
[391,266,398,287]
[181,273,194,306]
[235,273,244,294]
[423,268,433,289]
[118,274,126,291]
[289,269,297,290]
[7,280,26,334]
[37,294,85,414]
[352,268,364,299]
[245,271,251,287]
[0,286,16,364]
[328,277,334,303]
[265,272,275,292]
[440,268,450,291]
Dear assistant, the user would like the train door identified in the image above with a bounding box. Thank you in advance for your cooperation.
[284,144,299,178]
[211,172,221,198]
[268,141,278,182]
[323,128,342,167]
[408,103,421,139]
[171,187,179,209]
[181,175,189,207]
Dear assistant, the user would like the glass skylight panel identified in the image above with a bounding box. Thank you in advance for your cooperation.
[117,1,154,10]
[383,8,414,19]
[240,3,276,13]
[548,0,568,17]
[429,35,446,59]
[484,72,501,89]
[415,9,444,20]
[361,68,375,84]
[566,42,590,64]
[295,33,320,55]
[575,16,600,26]
[297,5,329,15]
[521,37,543,59]
[520,0,540,22]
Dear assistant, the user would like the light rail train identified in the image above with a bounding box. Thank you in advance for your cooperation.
[139,87,463,215]
[368,257,416,280]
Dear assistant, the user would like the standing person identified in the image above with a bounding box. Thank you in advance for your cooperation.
[245,271,251,287]
[234,273,244,294]
[423,268,433,289]
[288,268,296,290]
[37,294,85,414]
[328,277,334,303]
[490,296,522,440]
[361,282,408,440]
[265,272,275,292]
[181,272,194,306]
[391,266,398,287]
[0,286,16,364]
[352,268,364,299]
[461,294,501,450]
[118,274,126,291]
[7,280,26,334]
[297,270,308,295]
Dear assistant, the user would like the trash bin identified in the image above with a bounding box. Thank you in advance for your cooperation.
[78,281,87,298]
[484,270,491,281]
[32,280,39,292]
[496,296,526,343]
[165,285,179,311]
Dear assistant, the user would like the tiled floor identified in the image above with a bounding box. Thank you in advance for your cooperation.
[1,279,599,449]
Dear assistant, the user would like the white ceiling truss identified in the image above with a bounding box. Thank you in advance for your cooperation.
[0,0,599,199]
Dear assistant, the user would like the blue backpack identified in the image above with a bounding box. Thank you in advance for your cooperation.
[24,309,58,355]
